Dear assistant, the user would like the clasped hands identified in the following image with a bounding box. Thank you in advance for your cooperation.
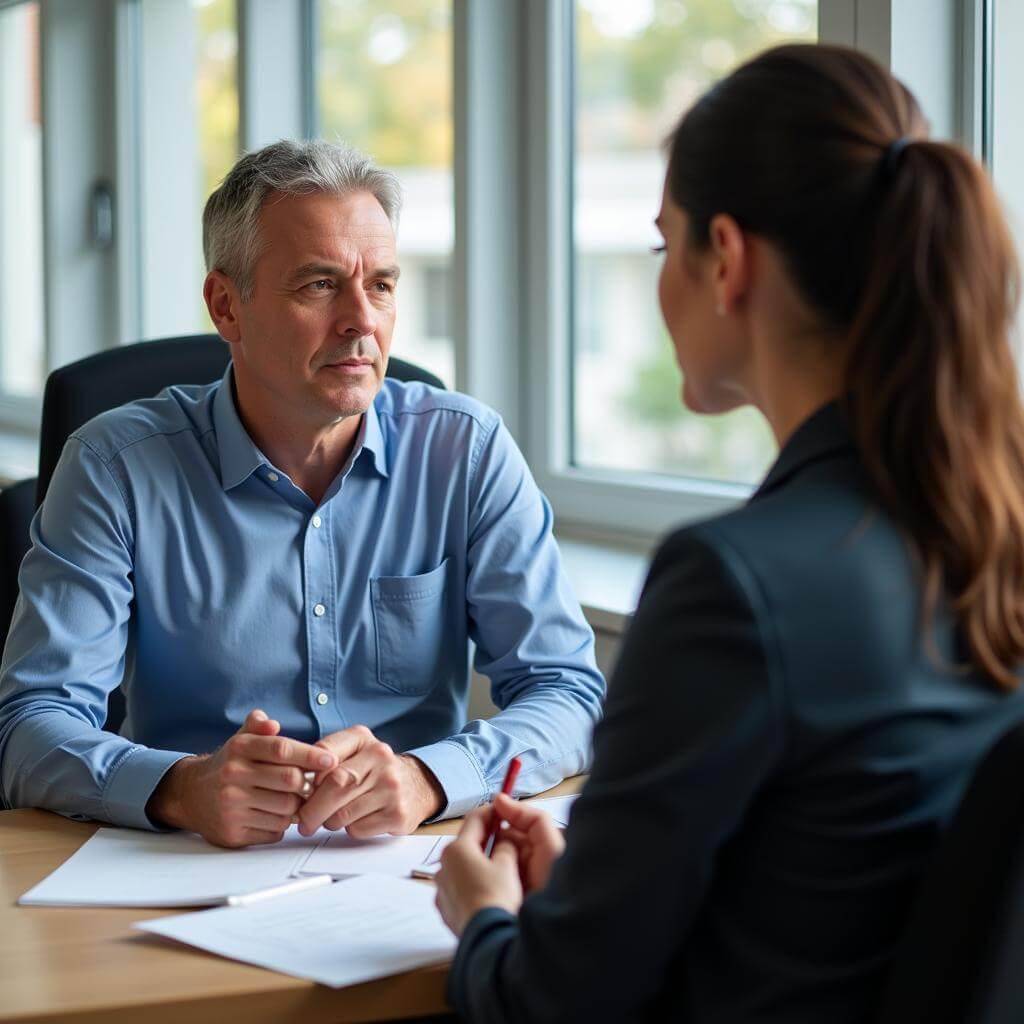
[147,709,445,848]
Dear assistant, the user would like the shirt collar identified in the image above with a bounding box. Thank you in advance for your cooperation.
[213,365,265,491]
[360,396,389,479]
[752,400,855,501]
[213,365,390,491]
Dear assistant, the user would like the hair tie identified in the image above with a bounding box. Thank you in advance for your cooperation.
[881,136,912,179]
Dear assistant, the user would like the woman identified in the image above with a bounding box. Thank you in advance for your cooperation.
[434,43,1024,1023]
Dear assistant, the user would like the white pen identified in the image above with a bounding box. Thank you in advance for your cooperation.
[226,873,333,907]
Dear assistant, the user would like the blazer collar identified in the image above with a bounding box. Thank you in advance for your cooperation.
[752,400,856,500]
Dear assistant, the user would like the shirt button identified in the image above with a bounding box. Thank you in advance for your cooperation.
[313,603,326,617]
[316,692,329,706]
[267,472,279,482]
[312,515,322,528]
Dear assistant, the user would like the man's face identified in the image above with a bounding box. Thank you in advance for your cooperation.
[231,190,399,428]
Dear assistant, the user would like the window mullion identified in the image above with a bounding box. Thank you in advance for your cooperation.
[238,0,308,151]
[452,0,523,441]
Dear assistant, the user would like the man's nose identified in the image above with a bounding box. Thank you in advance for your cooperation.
[333,284,378,337]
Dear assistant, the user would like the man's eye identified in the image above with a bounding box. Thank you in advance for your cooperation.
[306,279,332,292]
[373,281,395,294]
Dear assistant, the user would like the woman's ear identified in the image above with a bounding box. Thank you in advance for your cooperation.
[708,213,749,316]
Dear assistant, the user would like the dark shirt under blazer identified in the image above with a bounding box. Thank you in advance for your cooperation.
[449,402,1024,1023]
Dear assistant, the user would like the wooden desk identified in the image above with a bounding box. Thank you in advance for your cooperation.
[0,777,582,1024]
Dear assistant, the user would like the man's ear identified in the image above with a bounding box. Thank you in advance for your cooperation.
[708,213,749,316]
[204,270,243,345]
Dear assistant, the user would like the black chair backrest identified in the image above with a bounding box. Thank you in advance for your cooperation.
[4,335,445,729]
[35,334,445,506]
[877,719,1024,1024]
[37,335,230,507]
[0,478,39,642]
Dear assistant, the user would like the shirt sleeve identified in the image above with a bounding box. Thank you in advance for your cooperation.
[405,419,606,818]
[0,437,191,829]
[447,526,787,1022]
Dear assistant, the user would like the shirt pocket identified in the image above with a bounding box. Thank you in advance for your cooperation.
[370,558,453,696]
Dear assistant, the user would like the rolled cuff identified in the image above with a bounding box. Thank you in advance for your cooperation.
[403,738,487,820]
[102,746,193,831]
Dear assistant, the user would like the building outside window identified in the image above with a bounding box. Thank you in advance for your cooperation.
[571,0,817,485]
[318,0,454,387]
[0,1,44,398]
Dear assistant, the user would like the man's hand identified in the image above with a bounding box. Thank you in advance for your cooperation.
[146,709,338,848]
[434,805,524,937]
[295,724,445,838]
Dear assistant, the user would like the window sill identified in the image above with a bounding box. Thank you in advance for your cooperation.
[555,530,653,636]
[0,431,39,487]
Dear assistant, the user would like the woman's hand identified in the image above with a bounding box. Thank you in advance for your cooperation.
[434,796,568,936]
[435,805,524,936]
[488,793,566,893]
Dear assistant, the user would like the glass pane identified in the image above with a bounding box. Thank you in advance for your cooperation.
[991,0,1024,352]
[194,0,239,330]
[573,0,817,484]
[0,1,45,397]
[318,0,454,387]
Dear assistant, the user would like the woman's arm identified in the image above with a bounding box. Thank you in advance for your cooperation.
[447,526,787,1023]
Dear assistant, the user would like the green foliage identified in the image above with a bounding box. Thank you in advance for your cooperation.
[317,0,452,168]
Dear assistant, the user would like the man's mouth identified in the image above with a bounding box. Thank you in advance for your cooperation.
[322,358,373,375]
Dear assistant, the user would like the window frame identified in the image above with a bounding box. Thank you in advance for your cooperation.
[517,0,983,542]
[0,0,993,533]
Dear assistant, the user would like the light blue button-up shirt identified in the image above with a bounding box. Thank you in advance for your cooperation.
[0,368,605,830]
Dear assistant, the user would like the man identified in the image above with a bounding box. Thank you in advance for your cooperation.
[0,140,604,847]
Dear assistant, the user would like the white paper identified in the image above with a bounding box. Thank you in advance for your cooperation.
[134,873,457,988]
[530,794,579,827]
[296,832,453,879]
[19,825,329,908]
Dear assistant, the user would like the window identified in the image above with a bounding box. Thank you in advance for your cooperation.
[571,0,817,485]
[317,0,454,387]
[989,0,1024,350]
[0,0,999,543]
[194,0,239,329]
[0,1,44,398]
[133,0,239,339]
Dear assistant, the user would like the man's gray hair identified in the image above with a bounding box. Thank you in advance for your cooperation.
[202,139,403,301]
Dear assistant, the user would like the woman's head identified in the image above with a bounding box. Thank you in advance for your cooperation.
[659,43,1024,689]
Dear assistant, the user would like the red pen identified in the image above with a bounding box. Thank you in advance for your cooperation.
[483,756,522,858]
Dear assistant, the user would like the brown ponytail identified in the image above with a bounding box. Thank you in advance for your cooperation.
[666,44,1024,689]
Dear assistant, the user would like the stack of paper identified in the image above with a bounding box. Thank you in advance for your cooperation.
[18,825,325,907]
[19,825,463,908]
[294,831,454,879]
[135,874,456,988]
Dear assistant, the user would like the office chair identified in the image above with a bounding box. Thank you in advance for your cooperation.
[0,334,444,731]
[876,719,1024,1024]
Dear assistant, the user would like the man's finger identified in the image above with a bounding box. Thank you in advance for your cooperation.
[236,733,337,772]
[297,771,377,835]
[315,724,377,766]
[243,827,288,846]
[241,762,309,795]
[244,808,294,833]
[323,790,389,833]
[248,788,302,817]
[327,746,388,790]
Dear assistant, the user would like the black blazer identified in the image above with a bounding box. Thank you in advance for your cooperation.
[449,402,1024,1023]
